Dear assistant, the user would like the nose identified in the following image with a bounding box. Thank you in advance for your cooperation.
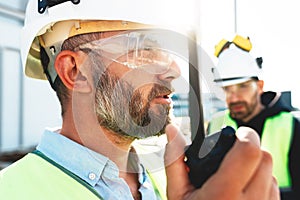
[227,93,240,103]
[157,61,181,82]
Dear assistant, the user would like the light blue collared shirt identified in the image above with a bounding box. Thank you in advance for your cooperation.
[36,128,159,200]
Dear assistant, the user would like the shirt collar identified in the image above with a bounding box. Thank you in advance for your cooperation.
[36,128,145,186]
[37,128,119,186]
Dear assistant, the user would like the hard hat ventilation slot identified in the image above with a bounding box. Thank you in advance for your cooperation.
[38,0,81,14]
[256,57,263,69]
[49,46,56,56]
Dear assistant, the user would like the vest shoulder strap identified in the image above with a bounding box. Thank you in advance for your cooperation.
[147,169,167,200]
[208,110,237,134]
[0,152,102,200]
[261,111,294,187]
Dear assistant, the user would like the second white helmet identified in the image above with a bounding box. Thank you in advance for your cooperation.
[212,47,262,87]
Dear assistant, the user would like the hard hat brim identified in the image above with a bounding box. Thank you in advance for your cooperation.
[214,77,254,87]
[22,0,194,82]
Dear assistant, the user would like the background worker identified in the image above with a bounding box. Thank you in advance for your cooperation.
[0,1,279,199]
[208,35,300,200]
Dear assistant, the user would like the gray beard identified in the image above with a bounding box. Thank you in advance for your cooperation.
[94,71,172,140]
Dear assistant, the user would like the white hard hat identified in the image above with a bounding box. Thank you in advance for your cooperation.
[212,47,262,87]
[21,0,194,85]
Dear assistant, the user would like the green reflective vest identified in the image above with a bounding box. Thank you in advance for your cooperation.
[0,151,166,200]
[208,110,293,188]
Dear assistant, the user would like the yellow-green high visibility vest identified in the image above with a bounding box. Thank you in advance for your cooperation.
[208,110,294,188]
[0,151,166,200]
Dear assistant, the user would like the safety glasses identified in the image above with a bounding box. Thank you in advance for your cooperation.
[77,30,177,74]
[222,79,258,97]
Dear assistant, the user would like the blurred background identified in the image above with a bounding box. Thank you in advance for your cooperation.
[0,0,299,168]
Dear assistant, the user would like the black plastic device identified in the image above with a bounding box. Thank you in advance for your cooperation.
[184,126,236,188]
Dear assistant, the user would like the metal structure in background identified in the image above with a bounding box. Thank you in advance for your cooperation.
[0,2,29,168]
[0,47,2,150]
[188,31,205,142]
[234,0,237,33]
[0,4,25,21]
[0,45,27,169]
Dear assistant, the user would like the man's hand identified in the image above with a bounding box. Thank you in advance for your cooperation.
[164,124,280,200]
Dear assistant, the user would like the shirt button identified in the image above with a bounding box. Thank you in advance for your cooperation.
[88,172,96,180]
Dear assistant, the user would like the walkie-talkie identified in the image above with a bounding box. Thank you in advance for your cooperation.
[186,31,237,188]
[184,126,236,188]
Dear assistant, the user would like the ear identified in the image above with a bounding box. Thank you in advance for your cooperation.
[55,50,91,93]
[257,80,264,94]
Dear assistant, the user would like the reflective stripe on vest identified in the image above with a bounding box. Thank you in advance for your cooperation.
[0,151,165,199]
[208,111,293,188]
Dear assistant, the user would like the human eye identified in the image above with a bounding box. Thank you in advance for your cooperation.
[222,86,230,92]
[241,80,254,88]
[239,83,249,88]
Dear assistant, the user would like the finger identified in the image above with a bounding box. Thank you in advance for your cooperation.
[269,177,280,200]
[207,127,262,193]
[235,126,260,147]
[244,151,279,200]
[164,124,193,199]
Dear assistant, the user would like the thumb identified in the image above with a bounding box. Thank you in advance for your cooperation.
[164,124,192,199]
[164,124,186,166]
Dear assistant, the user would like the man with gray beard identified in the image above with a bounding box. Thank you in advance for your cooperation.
[0,1,279,200]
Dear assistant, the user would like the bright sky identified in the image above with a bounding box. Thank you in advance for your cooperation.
[152,0,300,108]
[197,0,300,108]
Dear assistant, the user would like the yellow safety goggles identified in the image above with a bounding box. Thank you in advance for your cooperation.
[214,35,252,57]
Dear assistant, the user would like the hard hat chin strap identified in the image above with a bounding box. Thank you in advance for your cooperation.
[38,0,80,14]
[40,45,59,91]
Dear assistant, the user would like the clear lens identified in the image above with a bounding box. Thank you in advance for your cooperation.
[124,48,172,73]
[78,30,176,74]
[222,80,257,96]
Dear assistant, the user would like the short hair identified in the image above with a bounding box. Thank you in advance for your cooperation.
[40,32,103,116]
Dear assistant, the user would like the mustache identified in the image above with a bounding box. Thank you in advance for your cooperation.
[229,102,246,108]
[148,84,174,101]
